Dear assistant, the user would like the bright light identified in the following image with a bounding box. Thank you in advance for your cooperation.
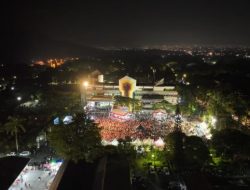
[178,97,181,103]
[17,96,22,101]
[154,138,165,147]
[183,73,187,78]
[200,121,208,129]
[111,139,119,146]
[151,154,155,158]
[195,121,212,139]
[82,81,89,88]
[211,116,217,127]
[11,86,15,90]
[63,115,73,125]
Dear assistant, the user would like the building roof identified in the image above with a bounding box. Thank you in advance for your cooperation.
[57,160,97,190]
[103,155,131,190]
[0,156,29,190]
[119,75,136,83]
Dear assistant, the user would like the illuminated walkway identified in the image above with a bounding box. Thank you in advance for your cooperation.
[8,161,62,190]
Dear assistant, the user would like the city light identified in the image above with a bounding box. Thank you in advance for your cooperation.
[154,138,165,147]
[82,81,89,88]
[211,116,217,127]
[111,139,119,146]
[3,1,250,188]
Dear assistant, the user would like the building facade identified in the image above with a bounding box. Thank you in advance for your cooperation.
[84,76,178,110]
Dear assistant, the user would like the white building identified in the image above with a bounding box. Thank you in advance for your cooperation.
[84,76,178,110]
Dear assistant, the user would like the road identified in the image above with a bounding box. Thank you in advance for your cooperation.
[8,164,61,190]
[8,145,62,190]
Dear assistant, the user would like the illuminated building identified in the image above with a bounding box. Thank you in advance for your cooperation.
[85,75,178,110]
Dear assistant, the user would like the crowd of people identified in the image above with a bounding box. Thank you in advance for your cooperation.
[88,108,201,142]
[94,115,179,141]
[95,117,153,141]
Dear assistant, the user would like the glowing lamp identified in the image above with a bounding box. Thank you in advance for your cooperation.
[83,81,89,88]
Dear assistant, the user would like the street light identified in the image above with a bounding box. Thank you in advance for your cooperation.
[17,96,22,101]
[82,81,89,88]
[81,81,89,108]
[151,154,155,167]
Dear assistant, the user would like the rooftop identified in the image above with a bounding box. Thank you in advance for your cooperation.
[0,156,29,190]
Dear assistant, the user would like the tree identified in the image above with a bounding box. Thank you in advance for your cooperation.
[114,95,141,112]
[164,131,186,169]
[176,85,202,116]
[165,131,210,170]
[184,136,210,168]
[117,137,136,165]
[3,116,26,152]
[41,89,82,118]
[211,129,250,161]
[48,113,102,162]
[152,100,175,112]
[226,92,249,126]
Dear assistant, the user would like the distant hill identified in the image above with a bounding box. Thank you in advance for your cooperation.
[6,33,103,64]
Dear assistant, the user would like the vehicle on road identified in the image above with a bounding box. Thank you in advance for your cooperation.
[6,152,16,156]
[19,151,31,157]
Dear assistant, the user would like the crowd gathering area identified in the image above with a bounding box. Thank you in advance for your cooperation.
[90,108,211,147]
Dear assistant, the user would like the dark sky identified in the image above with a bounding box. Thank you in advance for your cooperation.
[7,0,250,48]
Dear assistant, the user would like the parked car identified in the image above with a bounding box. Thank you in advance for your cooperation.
[6,152,16,156]
[19,151,31,157]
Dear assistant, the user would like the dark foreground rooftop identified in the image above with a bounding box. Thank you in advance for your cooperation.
[57,160,97,190]
[0,156,29,190]
[104,155,131,190]
[57,154,131,190]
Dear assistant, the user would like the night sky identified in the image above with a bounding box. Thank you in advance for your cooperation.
[6,0,250,55]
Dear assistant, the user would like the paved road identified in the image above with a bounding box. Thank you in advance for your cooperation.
[9,161,62,190]
[8,145,62,190]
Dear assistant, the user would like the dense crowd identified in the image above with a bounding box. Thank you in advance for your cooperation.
[88,108,201,141]
[95,116,177,141]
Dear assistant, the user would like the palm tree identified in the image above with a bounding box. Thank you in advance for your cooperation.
[3,116,26,152]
